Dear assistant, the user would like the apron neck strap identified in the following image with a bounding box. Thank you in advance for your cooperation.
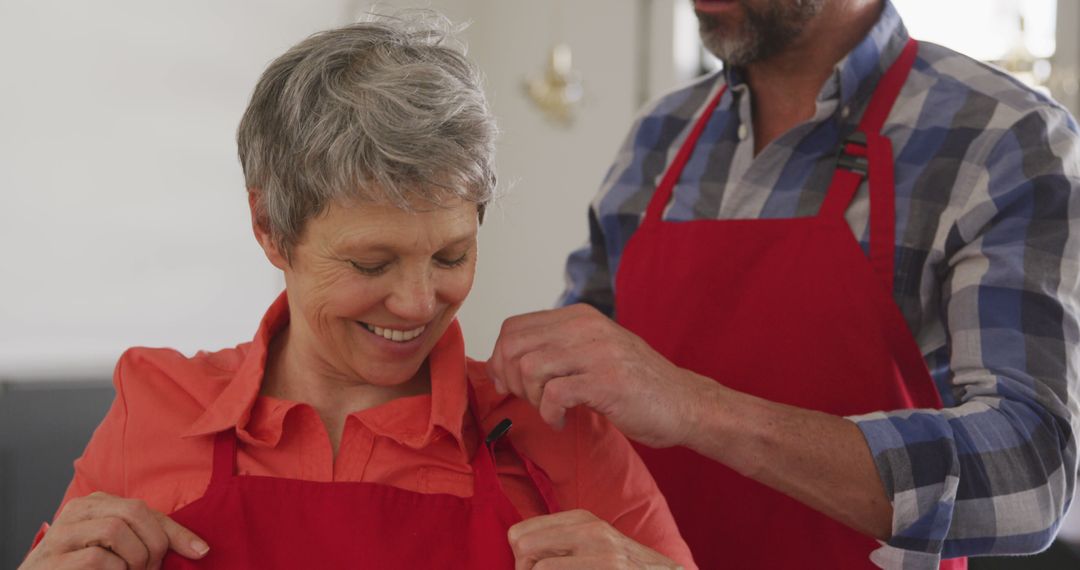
[818,38,918,292]
[465,383,561,513]
[859,38,920,135]
[211,428,238,483]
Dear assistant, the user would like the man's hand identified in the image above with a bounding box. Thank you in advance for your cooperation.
[487,303,716,448]
[19,491,208,570]
[508,510,684,569]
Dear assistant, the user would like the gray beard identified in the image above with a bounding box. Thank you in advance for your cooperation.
[697,0,825,67]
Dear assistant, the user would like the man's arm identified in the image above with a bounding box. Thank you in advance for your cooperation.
[847,103,1080,563]
[487,304,896,540]
[488,104,1080,564]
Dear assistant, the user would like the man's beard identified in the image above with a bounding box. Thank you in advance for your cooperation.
[697,0,824,66]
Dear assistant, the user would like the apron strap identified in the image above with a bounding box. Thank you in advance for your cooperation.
[860,38,920,135]
[465,383,562,514]
[514,444,562,513]
[210,428,238,484]
[818,38,919,293]
[867,132,897,292]
[642,83,728,226]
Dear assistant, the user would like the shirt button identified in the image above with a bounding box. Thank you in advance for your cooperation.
[841,105,851,119]
[737,123,748,140]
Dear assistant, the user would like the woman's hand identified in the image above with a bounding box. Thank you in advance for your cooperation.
[19,491,208,570]
[509,510,684,569]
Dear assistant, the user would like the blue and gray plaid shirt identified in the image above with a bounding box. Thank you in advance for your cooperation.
[559,2,1080,567]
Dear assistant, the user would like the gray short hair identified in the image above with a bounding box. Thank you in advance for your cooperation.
[237,11,496,255]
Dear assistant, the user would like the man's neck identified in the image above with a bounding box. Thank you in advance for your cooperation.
[744,0,883,154]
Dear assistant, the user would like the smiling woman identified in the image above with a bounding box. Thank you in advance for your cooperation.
[17,11,694,570]
[257,199,481,453]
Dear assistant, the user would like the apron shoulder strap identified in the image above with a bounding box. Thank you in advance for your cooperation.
[818,38,920,293]
[210,428,238,484]
[465,383,562,514]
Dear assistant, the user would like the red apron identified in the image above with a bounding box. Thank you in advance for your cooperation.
[616,39,965,569]
[162,386,559,569]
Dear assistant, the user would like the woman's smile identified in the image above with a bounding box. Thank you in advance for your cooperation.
[359,321,428,343]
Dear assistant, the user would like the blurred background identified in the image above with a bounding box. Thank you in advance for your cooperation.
[1,0,1078,567]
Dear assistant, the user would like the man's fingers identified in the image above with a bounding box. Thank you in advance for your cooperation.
[499,305,587,338]
[489,305,599,394]
[156,512,210,560]
[538,376,594,430]
[517,348,585,409]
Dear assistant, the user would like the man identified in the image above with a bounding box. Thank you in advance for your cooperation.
[493,0,1080,568]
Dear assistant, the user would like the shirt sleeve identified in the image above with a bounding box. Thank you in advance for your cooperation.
[571,407,697,569]
[558,205,617,315]
[63,354,131,503]
[32,351,131,552]
[849,104,1080,567]
[557,110,652,316]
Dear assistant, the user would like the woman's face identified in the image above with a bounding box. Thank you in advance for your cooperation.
[264,196,478,387]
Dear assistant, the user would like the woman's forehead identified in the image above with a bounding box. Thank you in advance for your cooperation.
[311,198,478,251]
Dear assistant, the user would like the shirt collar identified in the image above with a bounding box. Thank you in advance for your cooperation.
[183,291,470,455]
[722,0,910,116]
[347,318,470,456]
[182,291,286,440]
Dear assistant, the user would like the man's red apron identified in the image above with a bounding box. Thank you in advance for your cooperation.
[616,39,966,569]
[162,386,559,569]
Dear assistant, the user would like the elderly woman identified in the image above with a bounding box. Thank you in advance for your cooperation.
[19,13,694,570]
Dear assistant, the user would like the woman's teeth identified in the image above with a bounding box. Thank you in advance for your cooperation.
[363,323,426,342]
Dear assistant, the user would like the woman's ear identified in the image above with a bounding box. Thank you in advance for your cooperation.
[248,189,289,270]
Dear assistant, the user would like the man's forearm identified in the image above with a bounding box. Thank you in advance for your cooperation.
[683,378,893,540]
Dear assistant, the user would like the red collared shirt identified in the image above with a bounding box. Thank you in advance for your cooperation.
[39,293,694,566]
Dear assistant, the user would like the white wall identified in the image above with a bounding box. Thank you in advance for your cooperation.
[453,0,647,358]
[0,0,678,378]
[0,0,354,379]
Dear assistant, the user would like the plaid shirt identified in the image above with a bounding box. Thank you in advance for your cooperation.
[558,2,1080,567]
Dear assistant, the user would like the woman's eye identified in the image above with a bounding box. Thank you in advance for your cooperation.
[435,252,469,268]
[348,260,389,276]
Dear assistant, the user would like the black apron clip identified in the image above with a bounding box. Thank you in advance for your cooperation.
[484,418,513,449]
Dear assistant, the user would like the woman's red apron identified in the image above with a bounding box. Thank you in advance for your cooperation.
[162,386,559,569]
[616,39,965,569]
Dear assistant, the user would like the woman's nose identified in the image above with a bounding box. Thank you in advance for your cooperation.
[385,268,437,322]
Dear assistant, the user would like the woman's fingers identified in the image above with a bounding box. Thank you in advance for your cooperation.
[532,555,626,569]
[62,493,169,563]
[55,492,207,565]
[509,510,682,570]
[156,510,210,559]
[54,546,127,570]
[510,510,603,569]
[56,517,150,569]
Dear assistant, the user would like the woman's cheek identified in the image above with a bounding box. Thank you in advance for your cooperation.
[447,266,477,304]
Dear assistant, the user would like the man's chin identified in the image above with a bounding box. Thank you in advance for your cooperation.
[701,33,757,67]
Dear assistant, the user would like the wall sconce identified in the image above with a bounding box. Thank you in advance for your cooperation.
[524,43,583,127]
